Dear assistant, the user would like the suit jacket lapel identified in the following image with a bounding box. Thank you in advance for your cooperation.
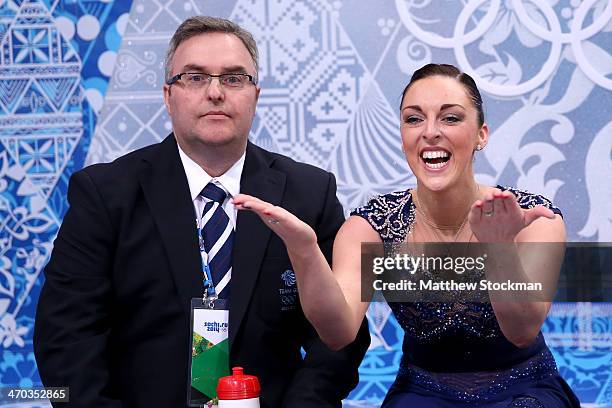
[139,135,202,316]
[229,142,286,346]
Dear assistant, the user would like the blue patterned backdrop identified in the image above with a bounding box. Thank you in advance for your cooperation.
[0,0,610,406]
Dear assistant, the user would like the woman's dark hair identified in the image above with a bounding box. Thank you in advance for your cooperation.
[400,63,484,127]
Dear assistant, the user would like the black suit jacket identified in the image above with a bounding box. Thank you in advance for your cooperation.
[34,135,370,407]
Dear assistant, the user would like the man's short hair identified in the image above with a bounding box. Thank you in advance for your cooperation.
[165,16,259,82]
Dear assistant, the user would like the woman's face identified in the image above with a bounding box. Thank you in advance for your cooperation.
[400,75,488,192]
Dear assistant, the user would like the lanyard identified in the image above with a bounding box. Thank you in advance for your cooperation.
[197,201,218,309]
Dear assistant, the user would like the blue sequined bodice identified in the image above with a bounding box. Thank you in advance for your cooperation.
[351,186,564,403]
[352,186,561,347]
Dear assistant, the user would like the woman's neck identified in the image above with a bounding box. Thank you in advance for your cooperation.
[414,180,481,228]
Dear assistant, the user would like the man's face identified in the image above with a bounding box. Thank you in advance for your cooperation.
[163,32,259,157]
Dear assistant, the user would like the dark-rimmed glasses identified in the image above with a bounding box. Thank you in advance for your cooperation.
[166,72,257,89]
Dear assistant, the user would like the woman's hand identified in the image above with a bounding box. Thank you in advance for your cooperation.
[468,189,555,243]
[233,193,318,251]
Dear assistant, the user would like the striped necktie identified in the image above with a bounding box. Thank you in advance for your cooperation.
[200,182,233,299]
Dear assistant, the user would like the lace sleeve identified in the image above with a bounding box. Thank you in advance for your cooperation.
[499,185,563,218]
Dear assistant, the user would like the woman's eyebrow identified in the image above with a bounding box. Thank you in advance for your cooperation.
[402,105,422,112]
[401,104,465,112]
[440,103,465,111]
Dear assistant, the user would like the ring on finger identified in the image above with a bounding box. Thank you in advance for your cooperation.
[483,209,494,217]
[268,219,280,224]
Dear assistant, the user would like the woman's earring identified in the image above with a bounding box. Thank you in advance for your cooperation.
[476,144,483,151]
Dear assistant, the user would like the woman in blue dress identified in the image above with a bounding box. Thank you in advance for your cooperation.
[234,63,580,407]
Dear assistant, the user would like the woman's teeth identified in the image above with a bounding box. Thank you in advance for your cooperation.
[425,161,446,169]
[421,150,450,168]
[421,150,449,160]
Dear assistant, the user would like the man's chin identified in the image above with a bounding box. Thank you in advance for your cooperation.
[194,134,248,151]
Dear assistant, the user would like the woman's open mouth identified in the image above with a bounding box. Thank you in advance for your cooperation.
[420,149,451,170]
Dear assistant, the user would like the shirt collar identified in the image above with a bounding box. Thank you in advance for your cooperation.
[177,144,245,201]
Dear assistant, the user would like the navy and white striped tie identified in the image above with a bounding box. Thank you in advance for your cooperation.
[200,182,233,299]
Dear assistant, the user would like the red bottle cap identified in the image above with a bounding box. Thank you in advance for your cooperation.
[217,367,261,400]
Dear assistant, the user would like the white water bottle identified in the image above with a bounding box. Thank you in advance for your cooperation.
[217,367,260,407]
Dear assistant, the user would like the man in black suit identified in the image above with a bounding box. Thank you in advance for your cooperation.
[34,16,369,407]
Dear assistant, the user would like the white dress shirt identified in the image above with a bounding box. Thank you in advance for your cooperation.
[177,144,245,229]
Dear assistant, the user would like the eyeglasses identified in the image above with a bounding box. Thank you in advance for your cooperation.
[166,72,257,89]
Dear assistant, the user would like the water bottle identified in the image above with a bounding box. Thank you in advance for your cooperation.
[217,367,260,407]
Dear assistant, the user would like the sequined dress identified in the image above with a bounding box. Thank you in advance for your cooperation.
[351,186,580,408]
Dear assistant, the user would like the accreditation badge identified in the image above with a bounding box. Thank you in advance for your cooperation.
[188,298,230,407]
